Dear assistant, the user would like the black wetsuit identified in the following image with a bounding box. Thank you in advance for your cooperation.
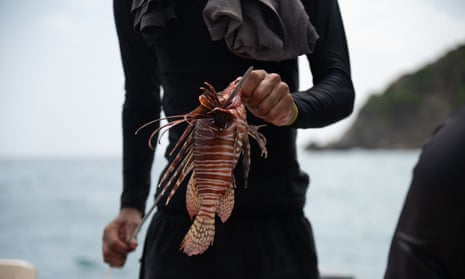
[384,105,465,279]
[113,0,354,278]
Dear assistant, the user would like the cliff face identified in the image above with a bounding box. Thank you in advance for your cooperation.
[309,44,465,150]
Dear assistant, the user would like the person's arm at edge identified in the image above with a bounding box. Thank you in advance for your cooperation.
[291,0,355,128]
[115,0,162,215]
[103,0,161,268]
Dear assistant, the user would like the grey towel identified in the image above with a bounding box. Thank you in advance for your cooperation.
[132,0,176,30]
[203,0,319,61]
[131,0,177,46]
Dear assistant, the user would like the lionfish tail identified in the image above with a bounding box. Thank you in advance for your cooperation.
[180,215,215,256]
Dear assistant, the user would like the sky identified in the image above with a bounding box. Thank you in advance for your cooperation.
[0,0,464,158]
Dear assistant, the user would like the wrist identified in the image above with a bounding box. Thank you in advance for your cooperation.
[120,207,143,219]
[284,102,299,126]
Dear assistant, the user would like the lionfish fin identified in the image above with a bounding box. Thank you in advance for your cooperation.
[163,147,194,205]
[248,124,268,158]
[135,114,192,150]
[185,174,201,220]
[180,214,215,256]
[241,131,251,189]
[216,184,235,223]
[158,131,193,189]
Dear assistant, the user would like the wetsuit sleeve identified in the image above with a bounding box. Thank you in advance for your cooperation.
[113,0,162,214]
[292,0,355,128]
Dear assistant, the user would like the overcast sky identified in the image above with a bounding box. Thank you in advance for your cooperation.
[1,0,464,158]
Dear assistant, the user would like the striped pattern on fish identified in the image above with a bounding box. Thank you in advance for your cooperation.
[137,77,268,256]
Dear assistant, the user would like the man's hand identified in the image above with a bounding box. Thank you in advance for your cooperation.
[240,69,297,126]
[102,208,142,267]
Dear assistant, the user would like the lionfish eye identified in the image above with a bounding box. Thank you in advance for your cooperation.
[212,111,232,129]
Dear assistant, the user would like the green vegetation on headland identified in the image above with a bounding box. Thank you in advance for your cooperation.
[307,43,465,150]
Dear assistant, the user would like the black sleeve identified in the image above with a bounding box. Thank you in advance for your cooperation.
[113,0,162,214]
[292,0,355,128]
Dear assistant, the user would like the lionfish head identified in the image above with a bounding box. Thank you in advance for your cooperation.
[208,107,234,130]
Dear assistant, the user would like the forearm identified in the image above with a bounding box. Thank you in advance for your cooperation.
[114,0,162,213]
[292,69,354,128]
[121,97,160,214]
[291,0,355,128]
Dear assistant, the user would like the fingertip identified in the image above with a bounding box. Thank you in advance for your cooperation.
[128,239,138,250]
[249,69,266,83]
[241,71,262,99]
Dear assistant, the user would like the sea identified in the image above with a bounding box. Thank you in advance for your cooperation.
[0,149,421,279]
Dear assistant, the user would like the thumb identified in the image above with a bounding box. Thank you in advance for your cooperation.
[124,222,139,248]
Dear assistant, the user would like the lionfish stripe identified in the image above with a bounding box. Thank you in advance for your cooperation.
[195,165,235,171]
[195,148,236,155]
[195,178,231,184]
[194,150,236,157]
[195,171,232,178]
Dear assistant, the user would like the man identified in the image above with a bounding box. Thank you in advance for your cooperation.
[103,0,355,278]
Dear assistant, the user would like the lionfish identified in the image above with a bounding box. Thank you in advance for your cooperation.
[135,67,268,256]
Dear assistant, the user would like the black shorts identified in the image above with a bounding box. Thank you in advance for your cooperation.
[139,209,319,279]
